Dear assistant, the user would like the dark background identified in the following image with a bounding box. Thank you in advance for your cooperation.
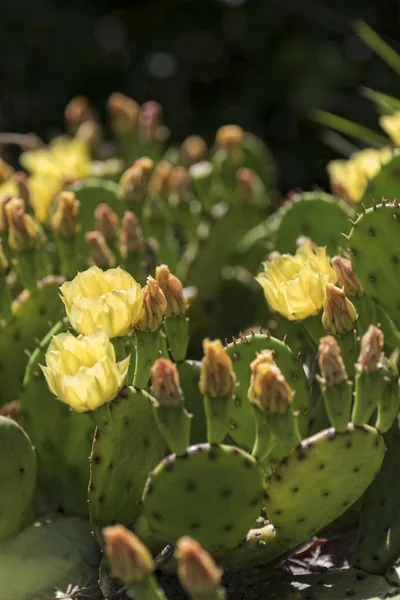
[1,0,400,193]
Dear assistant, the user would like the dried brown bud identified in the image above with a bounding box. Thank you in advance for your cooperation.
[199,339,236,398]
[175,537,224,597]
[318,336,347,385]
[5,198,42,251]
[138,101,163,142]
[103,525,154,585]
[0,401,22,425]
[0,158,14,184]
[148,161,172,200]
[95,203,119,243]
[180,136,208,167]
[137,276,167,332]
[322,283,358,335]
[332,256,364,297]
[64,96,96,132]
[357,325,384,373]
[85,231,116,269]
[248,350,294,414]
[168,167,192,206]
[119,157,154,204]
[119,211,145,256]
[150,358,184,407]
[215,125,244,151]
[155,264,188,317]
[51,191,80,239]
[107,92,140,135]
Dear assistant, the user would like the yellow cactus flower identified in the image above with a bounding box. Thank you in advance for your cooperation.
[327,147,392,204]
[256,241,336,321]
[41,328,130,412]
[60,265,143,338]
[379,111,400,146]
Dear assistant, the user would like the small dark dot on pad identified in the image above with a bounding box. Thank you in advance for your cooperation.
[19,467,25,475]
[275,473,282,482]
[250,497,260,507]
[297,450,306,460]
[380,499,386,507]
[392,255,399,264]
[208,450,218,461]
[222,489,232,498]
[224,524,233,532]
[368,228,376,236]
[38,305,46,315]
[323,491,330,497]
[319,464,325,470]
[99,496,104,503]
[152,512,162,522]
[297,518,306,523]
[292,487,299,493]
[346,440,352,448]
[109,462,114,470]
[356,573,367,581]
[94,456,101,464]
[124,420,130,427]
[353,467,359,473]
[186,481,196,492]
[345,589,355,597]
[13,331,21,341]
[190,521,200,530]
[275,509,282,516]
[368,274,376,282]
[89,483,94,491]
[243,459,253,469]
[143,436,150,447]
[372,555,379,561]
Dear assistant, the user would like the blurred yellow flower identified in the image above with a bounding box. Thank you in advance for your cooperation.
[60,265,143,338]
[327,147,392,204]
[379,111,400,146]
[256,241,336,321]
[41,328,130,412]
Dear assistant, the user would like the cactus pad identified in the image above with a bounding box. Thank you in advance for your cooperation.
[224,333,309,453]
[20,321,94,518]
[142,443,266,549]
[348,201,400,327]
[361,152,400,207]
[177,360,207,444]
[0,416,36,541]
[89,386,166,534]
[0,276,64,405]
[265,424,384,548]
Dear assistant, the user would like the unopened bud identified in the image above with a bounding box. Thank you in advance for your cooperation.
[357,325,384,373]
[215,125,244,152]
[248,350,294,415]
[119,157,154,204]
[138,101,163,142]
[137,276,167,332]
[0,159,14,184]
[14,172,30,207]
[0,241,8,275]
[180,136,208,167]
[51,191,80,239]
[322,283,358,335]
[119,211,145,256]
[0,401,22,425]
[168,167,192,205]
[199,339,236,398]
[107,92,139,135]
[64,96,95,132]
[318,336,347,385]
[76,120,102,151]
[103,525,154,585]
[95,203,119,243]
[176,536,224,597]
[148,161,172,200]
[236,168,262,204]
[85,231,115,269]
[5,198,42,251]
[155,264,188,317]
[332,256,364,297]
[150,358,184,407]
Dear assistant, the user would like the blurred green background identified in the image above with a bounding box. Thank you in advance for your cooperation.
[1,0,399,192]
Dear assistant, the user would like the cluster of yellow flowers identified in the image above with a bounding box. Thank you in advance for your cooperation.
[41,265,144,413]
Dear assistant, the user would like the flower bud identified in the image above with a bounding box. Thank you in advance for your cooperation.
[155,264,188,317]
[137,276,167,332]
[248,351,294,415]
[379,111,400,146]
[0,240,9,275]
[318,336,347,385]
[85,231,116,269]
[119,157,154,204]
[215,125,244,152]
[168,167,192,205]
[51,191,80,239]
[236,168,263,205]
[199,339,236,398]
[148,161,172,200]
[103,525,154,585]
[0,400,22,425]
[76,120,102,151]
[0,159,14,184]
[175,536,224,597]
[357,325,384,373]
[119,211,145,256]
[64,96,96,132]
[95,203,119,243]
[322,283,358,335]
[332,256,364,297]
[5,198,42,251]
[107,92,140,135]
[14,172,30,207]
[138,101,163,142]
[60,265,143,337]
[150,358,184,407]
[180,136,208,167]
[41,328,130,412]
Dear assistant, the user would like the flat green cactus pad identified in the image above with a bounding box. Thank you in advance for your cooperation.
[0,517,101,600]
[265,424,385,549]
[361,152,400,207]
[20,321,94,518]
[142,443,266,550]
[89,386,166,535]
[0,416,36,542]
[224,333,309,453]
[177,360,207,444]
[265,568,399,600]
[0,276,64,405]
[352,415,400,575]
[275,191,353,256]
[348,201,400,327]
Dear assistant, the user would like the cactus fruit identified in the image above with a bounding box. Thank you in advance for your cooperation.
[0,415,36,542]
